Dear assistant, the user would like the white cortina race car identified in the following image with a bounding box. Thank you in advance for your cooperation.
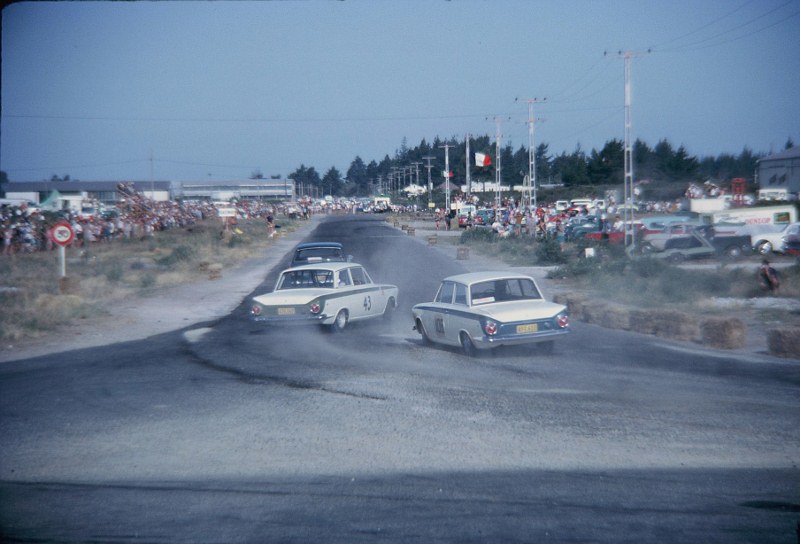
[250,262,399,332]
[412,271,569,355]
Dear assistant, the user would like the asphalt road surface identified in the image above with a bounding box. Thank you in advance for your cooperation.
[2,215,799,543]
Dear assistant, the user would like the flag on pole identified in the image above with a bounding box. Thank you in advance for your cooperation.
[475,152,492,167]
[442,170,453,178]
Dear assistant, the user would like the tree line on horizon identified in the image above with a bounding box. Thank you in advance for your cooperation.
[0,137,793,200]
[288,136,795,199]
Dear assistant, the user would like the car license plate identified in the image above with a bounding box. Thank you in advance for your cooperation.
[278,307,296,316]
[516,323,538,333]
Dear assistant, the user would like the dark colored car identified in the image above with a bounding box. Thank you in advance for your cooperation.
[290,242,352,267]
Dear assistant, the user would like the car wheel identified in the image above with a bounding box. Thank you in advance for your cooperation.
[640,242,655,254]
[415,318,431,345]
[757,241,773,255]
[667,252,685,263]
[382,298,396,322]
[724,245,742,259]
[330,310,348,333]
[460,332,476,357]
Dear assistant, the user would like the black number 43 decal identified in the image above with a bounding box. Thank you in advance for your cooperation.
[363,295,372,311]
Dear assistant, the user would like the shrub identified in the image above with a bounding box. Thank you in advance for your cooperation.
[535,238,567,264]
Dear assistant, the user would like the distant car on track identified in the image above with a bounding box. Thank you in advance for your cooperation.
[290,242,352,267]
[411,271,570,355]
[250,262,398,332]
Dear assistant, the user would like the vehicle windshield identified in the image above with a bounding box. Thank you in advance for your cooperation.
[470,278,542,305]
[277,269,335,290]
[294,247,343,263]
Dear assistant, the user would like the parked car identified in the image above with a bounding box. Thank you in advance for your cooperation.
[783,223,800,256]
[750,222,800,255]
[643,224,752,259]
[411,272,570,355]
[645,226,752,262]
[250,262,398,332]
[290,242,351,267]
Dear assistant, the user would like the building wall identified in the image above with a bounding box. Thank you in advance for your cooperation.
[758,148,800,196]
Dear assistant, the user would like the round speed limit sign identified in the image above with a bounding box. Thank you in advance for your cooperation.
[50,221,75,247]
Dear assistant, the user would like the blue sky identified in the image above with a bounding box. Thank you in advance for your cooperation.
[2,0,799,182]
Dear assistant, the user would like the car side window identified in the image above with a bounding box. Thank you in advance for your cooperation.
[435,281,455,304]
[350,267,370,285]
[454,283,468,305]
[338,270,352,286]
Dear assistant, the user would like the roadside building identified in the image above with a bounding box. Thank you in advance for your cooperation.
[757,146,800,201]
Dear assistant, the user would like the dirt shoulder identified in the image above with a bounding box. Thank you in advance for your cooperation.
[0,217,322,363]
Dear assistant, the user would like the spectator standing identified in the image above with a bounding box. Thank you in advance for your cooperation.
[758,260,780,293]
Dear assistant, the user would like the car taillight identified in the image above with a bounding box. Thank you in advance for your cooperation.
[557,314,569,328]
[310,302,321,314]
[251,305,262,316]
[484,320,498,335]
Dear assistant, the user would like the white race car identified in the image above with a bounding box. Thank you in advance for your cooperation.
[250,262,399,332]
[412,271,569,355]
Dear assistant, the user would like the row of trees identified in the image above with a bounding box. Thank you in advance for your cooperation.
[288,136,794,200]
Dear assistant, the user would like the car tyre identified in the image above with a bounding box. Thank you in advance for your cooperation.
[723,245,742,259]
[382,298,396,322]
[460,332,476,357]
[757,241,773,255]
[416,319,432,345]
[667,252,685,263]
[331,310,348,333]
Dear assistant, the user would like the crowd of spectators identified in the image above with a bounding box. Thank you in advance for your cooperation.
[1,186,294,256]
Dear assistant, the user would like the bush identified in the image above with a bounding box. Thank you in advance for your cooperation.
[535,238,567,265]
[156,245,195,267]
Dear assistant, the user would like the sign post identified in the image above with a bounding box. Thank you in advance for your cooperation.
[49,222,75,278]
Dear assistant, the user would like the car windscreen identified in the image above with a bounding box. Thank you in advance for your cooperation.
[294,247,344,263]
[470,278,541,305]
[276,269,335,289]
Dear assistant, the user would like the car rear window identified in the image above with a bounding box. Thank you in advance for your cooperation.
[470,278,541,305]
[294,247,344,263]
[277,269,335,289]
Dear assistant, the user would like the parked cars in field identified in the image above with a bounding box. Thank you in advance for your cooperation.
[411,272,570,355]
[643,225,753,262]
[250,262,398,332]
[290,242,352,267]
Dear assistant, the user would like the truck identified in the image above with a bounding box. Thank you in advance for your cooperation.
[698,205,798,254]
[699,204,797,227]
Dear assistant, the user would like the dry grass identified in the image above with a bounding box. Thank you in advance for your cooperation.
[0,217,298,342]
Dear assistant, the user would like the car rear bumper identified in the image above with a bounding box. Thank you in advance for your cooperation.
[475,327,570,349]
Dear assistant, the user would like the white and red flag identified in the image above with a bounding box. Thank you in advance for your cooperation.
[475,152,492,167]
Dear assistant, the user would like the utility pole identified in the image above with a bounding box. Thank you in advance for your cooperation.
[523,98,546,210]
[411,161,422,187]
[439,143,454,213]
[610,49,649,249]
[465,134,471,200]
[489,116,509,209]
[422,156,435,209]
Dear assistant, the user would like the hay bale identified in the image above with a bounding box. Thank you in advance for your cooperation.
[767,328,800,359]
[592,303,630,330]
[651,310,697,341]
[553,294,589,320]
[701,317,747,349]
[628,309,658,335]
